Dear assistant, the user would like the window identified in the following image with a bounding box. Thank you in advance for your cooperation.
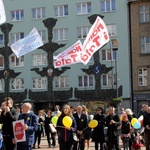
[54,76,69,88]
[102,49,116,61]
[54,5,68,17]
[54,28,68,41]
[107,24,117,37]
[0,34,4,44]
[78,75,94,87]
[11,78,24,90]
[0,79,3,91]
[0,55,4,67]
[32,7,46,19]
[33,77,46,89]
[10,32,24,44]
[100,0,116,12]
[139,6,150,23]
[11,10,24,21]
[102,74,116,86]
[138,68,147,86]
[32,54,46,66]
[140,36,150,54]
[38,30,46,42]
[77,2,91,15]
[77,27,90,39]
[11,56,24,67]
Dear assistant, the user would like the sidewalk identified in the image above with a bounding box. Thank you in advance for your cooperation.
[34,136,145,150]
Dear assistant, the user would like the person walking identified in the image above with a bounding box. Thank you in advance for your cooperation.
[44,109,56,148]
[92,107,106,150]
[0,97,18,150]
[56,104,77,150]
[16,103,38,150]
[83,108,93,150]
[105,106,121,150]
[32,110,44,149]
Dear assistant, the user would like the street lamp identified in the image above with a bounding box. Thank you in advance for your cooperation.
[111,39,119,98]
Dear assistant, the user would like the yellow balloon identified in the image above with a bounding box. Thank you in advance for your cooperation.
[51,116,58,125]
[88,120,98,128]
[62,116,72,128]
[131,118,138,126]
[120,116,122,121]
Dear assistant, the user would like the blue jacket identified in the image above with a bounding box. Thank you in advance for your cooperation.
[17,112,38,146]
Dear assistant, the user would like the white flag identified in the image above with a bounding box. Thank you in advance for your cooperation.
[10,28,44,58]
[80,16,110,65]
[54,40,83,68]
[0,0,6,25]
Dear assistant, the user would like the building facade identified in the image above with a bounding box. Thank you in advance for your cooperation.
[128,0,150,115]
[0,0,131,113]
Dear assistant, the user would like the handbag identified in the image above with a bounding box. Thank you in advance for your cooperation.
[49,123,57,133]
[73,132,78,141]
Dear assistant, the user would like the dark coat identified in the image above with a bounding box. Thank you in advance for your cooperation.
[73,113,87,132]
[92,114,106,142]
[105,113,121,137]
[17,112,38,146]
[143,113,150,133]
[0,107,18,136]
[44,116,52,133]
[57,115,77,142]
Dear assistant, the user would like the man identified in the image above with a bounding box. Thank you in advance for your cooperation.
[52,105,61,116]
[143,106,150,150]
[73,105,88,150]
[16,103,38,150]
[0,97,18,150]
[105,106,121,150]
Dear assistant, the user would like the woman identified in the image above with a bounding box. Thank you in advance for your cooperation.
[44,109,56,148]
[32,110,44,149]
[125,108,137,150]
[92,107,106,150]
[56,104,77,150]
[120,114,131,149]
[83,108,93,150]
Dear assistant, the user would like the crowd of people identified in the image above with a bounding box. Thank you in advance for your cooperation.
[0,97,149,150]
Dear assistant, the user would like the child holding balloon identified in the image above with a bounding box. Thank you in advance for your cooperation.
[56,104,77,150]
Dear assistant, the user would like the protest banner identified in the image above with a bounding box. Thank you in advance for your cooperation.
[13,119,26,142]
[0,0,6,25]
[54,40,83,68]
[10,28,44,58]
[80,16,109,65]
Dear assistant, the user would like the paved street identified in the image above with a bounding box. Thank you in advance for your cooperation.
[34,136,146,150]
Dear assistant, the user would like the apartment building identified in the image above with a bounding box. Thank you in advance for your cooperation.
[128,0,150,115]
[0,0,130,113]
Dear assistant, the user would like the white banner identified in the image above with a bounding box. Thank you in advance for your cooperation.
[10,28,44,58]
[54,40,83,68]
[0,0,6,25]
[80,16,110,65]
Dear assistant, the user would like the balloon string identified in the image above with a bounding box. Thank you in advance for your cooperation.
[82,126,89,132]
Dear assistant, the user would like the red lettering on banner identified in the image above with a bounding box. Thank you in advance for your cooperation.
[97,23,104,32]
[68,45,82,55]
[93,35,100,46]
[55,54,78,67]
[103,32,109,40]
[81,45,95,62]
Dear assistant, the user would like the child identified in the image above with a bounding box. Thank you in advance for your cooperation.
[131,136,143,150]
